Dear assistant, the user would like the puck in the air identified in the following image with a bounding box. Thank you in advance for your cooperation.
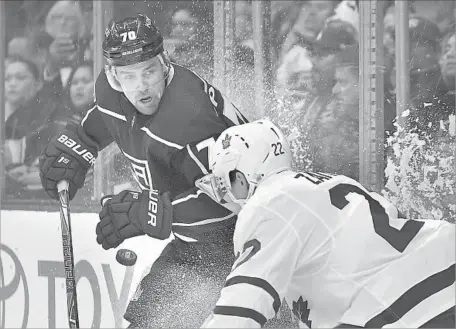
[116,249,137,266]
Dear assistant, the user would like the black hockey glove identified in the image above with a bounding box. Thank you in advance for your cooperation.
[96,190,173,250]
[39,123,98,200]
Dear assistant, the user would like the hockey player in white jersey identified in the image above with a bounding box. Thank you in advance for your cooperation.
[199,119,455,328]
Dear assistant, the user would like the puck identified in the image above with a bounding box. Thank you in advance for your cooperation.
[116,249,137,266]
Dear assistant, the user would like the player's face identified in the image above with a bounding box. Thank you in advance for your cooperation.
[230,171,249,201]
[115,57,166,115]
[206,168,249,205]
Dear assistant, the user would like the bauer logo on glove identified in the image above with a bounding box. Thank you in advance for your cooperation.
[57,134,96,165]
[147,190,159,226]
[39,124,99,200]
[96,190,173,250]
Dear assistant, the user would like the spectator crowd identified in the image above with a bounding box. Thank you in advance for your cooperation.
[3,0,455,220]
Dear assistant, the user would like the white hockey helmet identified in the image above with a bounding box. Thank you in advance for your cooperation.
[208,119,292,204]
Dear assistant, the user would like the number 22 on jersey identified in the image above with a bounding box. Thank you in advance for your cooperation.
[329,184,424,252]
[295,173,424,253]
[232,239,261,270]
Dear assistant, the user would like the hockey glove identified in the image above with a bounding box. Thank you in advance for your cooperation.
[96,190,173,250]
[39,123,98,200]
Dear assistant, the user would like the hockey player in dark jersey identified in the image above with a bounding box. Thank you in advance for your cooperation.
[38,13,249,327]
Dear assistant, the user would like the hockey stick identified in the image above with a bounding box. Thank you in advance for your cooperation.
[57,180,80,328]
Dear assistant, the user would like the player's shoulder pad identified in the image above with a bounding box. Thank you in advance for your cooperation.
[239,174,298,220]
[172,62,199,81]
[234,178,312,251]
[241,172,322,225]
[173,62,213,96]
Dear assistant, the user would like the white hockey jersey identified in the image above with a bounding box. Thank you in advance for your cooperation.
[203,171,455,328]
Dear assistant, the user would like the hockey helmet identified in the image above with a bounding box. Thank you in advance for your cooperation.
[103,14,164,67]
[207,120,292,204]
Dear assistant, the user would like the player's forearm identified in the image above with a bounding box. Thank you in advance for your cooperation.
[203,275,275,328]
[80,106,114,151]
[170,187,236,242]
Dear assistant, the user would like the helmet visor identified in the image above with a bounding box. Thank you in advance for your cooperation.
[197,173,230,203]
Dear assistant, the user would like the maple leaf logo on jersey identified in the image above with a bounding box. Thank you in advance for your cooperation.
[222,134,232,149]
[292,296,312,328]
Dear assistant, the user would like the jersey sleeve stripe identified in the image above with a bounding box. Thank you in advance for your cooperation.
[173,215,237,235]
[80,105,97,126]
[171,190,204,205]
[172,213,235,227]
[364,263,455,328]
[97,105,127,121]
[225,275,281,313]
[186,144,209,175]
[173,232,198,242]
[213,306,267,327]
[140,127,184,150]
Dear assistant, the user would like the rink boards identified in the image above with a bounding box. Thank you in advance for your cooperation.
[0,210,169,328]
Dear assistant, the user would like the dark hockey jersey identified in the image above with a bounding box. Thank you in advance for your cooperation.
[80,63,248,242]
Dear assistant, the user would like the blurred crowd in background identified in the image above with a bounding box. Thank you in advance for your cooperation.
[2,0,455,219]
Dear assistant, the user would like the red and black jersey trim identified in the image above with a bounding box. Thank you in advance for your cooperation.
[364,263,455,328]
[214,275,281,326]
